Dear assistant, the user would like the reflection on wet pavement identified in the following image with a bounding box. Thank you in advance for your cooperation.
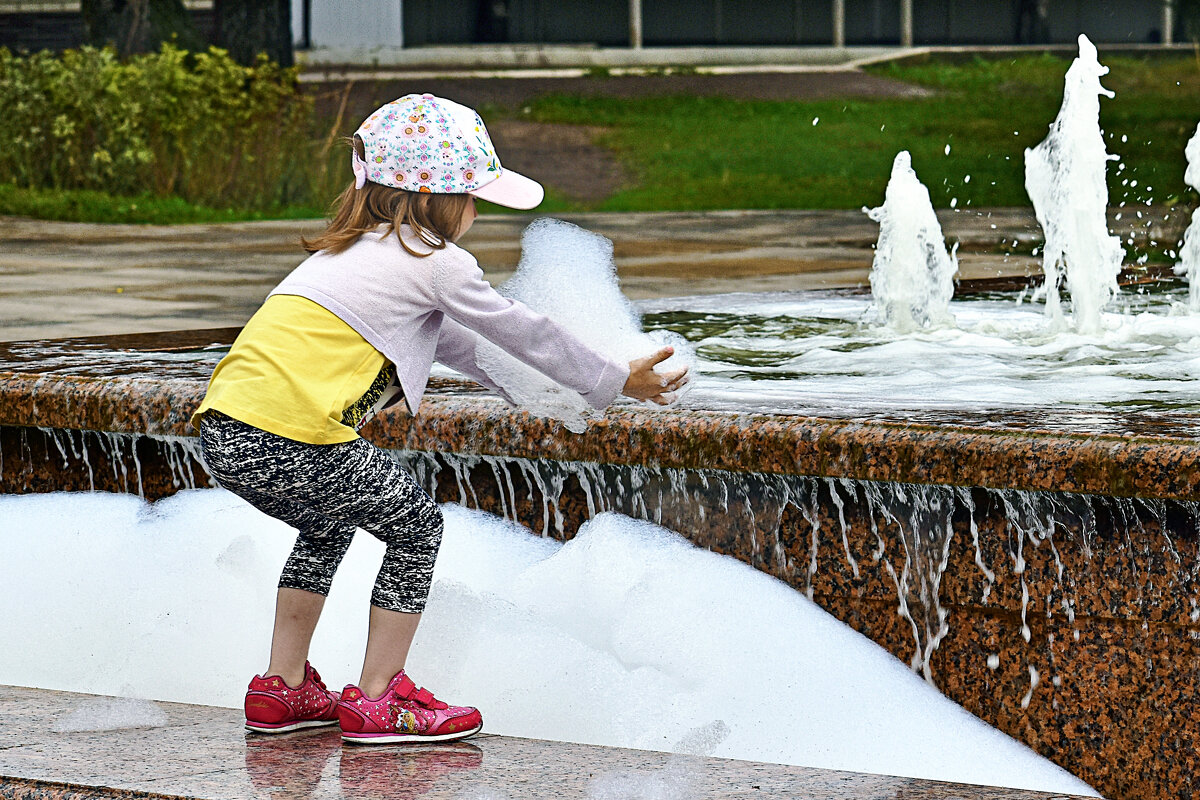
[0,685,1091,800]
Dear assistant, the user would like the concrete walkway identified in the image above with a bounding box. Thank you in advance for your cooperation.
[296,42,1197,78]
[0,209,1047,342]
[296,42,1197,82]
[297,44,910,76]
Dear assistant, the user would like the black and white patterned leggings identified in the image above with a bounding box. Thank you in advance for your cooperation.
[199,411,443,614]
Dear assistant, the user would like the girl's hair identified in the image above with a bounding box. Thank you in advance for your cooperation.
[302,138,472,257]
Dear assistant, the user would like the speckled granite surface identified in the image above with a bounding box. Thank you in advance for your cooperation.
[5,330,1200,799]
[0,685,1092,800]
[5,330,1200,500]
[394,457,1198,800]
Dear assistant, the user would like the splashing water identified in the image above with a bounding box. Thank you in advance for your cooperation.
[1174,122,1200,310]
[1024,34,1125,333]
[475,218,692,432]
[632,286,1200,425]
[864,151,958,332]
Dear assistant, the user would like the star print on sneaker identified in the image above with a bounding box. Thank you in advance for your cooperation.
[244,662,341,733]
[338,670,482,744]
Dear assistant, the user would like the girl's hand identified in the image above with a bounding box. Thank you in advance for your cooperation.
[623,346,690,405]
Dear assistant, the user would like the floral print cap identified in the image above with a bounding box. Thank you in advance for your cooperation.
[352,93,544,209]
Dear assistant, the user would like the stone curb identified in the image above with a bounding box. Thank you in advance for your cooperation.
[3,366,1199,501]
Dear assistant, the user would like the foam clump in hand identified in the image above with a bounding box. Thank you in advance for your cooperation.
[475,218,692,432]
[52,697,168,732]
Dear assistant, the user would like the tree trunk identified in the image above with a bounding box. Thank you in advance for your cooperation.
[213,0,294,67]
[81,0,203,56]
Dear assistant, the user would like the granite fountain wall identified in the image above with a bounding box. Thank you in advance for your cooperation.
[3,328,1198,800]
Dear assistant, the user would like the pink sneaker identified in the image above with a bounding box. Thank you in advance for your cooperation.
[338,670,482,744]
[244,662,341,733]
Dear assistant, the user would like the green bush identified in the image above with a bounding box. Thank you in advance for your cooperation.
[0,44,315,210]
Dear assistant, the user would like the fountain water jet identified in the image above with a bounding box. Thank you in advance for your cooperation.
[1174,122,1200,310]
[864,151,958,332]
[1024,34,1125,333]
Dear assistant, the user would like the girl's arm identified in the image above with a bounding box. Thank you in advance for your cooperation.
[438,314,688,407]
[433,254,630,409]
[623,346,688,405]
[433,315,518,404]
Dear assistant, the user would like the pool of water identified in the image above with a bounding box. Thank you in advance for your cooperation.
[5,281,1200,438]
[636,279,1200,434]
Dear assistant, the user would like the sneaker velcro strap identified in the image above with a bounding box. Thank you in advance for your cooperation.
[414,687,435,706]
[394,674,418,698]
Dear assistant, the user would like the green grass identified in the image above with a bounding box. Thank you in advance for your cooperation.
[3,52,1198,222]
[521,53,1200,213]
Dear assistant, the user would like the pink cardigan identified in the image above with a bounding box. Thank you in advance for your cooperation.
[269,226,630,414]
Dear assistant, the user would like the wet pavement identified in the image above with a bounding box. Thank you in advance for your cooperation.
[0,209,1050,342]
[0,685,1093,800]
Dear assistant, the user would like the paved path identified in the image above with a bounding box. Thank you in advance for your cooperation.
[0,209,1051,342]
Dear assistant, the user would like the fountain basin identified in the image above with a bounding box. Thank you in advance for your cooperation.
[3,329,1200,500]
[2,327,1198,800]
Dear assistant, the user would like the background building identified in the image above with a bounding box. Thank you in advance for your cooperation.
[0,0,1190,54]
[390,0,1180,48]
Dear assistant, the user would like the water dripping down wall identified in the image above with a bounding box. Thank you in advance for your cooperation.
[0,426,211,498]
[391,449,1200,687]
[6,424,1198,688]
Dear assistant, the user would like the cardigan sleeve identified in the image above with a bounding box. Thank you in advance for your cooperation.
[432,251,630,410]
[434,315,518,405]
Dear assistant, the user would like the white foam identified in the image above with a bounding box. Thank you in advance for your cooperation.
[475,218,692,432]
[0,489,1095,795]
[629,288,1200,420]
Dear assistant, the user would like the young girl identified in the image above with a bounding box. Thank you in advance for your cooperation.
[193,93,687,744]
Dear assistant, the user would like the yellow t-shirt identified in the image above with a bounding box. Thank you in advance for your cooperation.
[192,295,399,444]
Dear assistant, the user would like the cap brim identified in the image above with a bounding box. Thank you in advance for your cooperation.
[470,168,544,210]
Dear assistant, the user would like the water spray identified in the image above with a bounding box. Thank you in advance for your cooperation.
[1174,123,1200,310]
[864,151,958,332]
[1024,34,1125,333]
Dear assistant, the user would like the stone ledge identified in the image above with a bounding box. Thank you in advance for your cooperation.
[2,364,1200,500]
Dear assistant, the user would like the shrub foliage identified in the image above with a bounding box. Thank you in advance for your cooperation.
[0,44,315,210]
